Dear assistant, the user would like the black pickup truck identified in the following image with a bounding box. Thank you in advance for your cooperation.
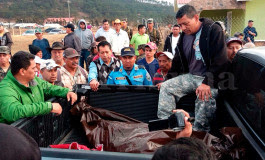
[11,47,265,160]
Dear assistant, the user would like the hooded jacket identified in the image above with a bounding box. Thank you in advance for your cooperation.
[163,32,181,53]
[0,71,69,123]
[74,19,94,50]
[167,18,228,88]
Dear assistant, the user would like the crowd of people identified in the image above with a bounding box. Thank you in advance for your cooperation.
[0,4,258,127]
[0,4,261,159]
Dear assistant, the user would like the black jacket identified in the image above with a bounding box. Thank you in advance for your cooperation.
[163,32,181,53]
[167,18,228,88]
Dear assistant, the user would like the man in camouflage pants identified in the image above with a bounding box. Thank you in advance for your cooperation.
[146,18,161,48]
[157,5,228,131]
[158,74,218,131]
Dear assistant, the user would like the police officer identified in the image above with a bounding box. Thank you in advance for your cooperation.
[107,47,152,85]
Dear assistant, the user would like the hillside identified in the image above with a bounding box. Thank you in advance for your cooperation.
[0,0,175,25]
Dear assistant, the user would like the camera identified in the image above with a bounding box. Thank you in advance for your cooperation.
[148,112,194,131]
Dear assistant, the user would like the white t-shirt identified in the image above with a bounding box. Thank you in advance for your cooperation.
[171,35,180,56]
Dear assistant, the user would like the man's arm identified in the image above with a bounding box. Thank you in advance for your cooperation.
[143,70,153,85]
[88,62,98,82]
[39,77,69,98]
[163,37,170,51]
[0,87,53,123]
[73,35,82,54]
[5,32,13,49]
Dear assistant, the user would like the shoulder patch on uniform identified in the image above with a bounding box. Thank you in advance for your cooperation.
[138,65,145,69]
[146,72,151,81]
[115,77,126,80]
[133,75,143,79]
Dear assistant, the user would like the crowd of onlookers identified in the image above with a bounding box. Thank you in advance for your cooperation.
[0,4,261,159]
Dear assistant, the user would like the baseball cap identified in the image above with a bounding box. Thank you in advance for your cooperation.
[122,18,128,22]
[226,37,243,46]
[63,48,80,58]
[35,28,42,34]
[156,52,174,60]
[114,19,121,24]
[47,42,65,52]
[64,23,75,31]
[145,42,158,50]
[0,46,10,54]
[147,18,154,23]
[34,56,43,64]
[121,47,135,57]
[40,59,60,70]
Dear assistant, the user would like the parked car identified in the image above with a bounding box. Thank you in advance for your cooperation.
[22,29,36,36]
[11,47,265,159]
[48,29,65,34]
[44,27,56,33]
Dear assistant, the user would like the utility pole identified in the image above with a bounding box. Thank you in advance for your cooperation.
[67,0,71,23]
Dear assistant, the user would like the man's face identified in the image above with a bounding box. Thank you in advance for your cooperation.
[238,35,244,40]
[23,59,38,81]
[64,56,79,70]
[122,21,127,28]
[248,22,253,27]
[177,14,199,35]
[227,42,242,61]
[121,56,136,70]
[36,51,42,59]
[41,68,58,83]
[103,22,109,30]
[138,49,145,56]
[145,47,156,59]
[0,26,4,33]
[114,23,121,31]
[98,45,112,63]
[158,55,172,72]
[139,26,146,34]
[147,22,153,29]
[66,27,72,33]
[80,22,86,29]
[0,53,10,65]
[172,26,180,36]
[51,49,64,65]
[35,33,43,39]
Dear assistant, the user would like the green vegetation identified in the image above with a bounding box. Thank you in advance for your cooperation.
[0,0,175,25]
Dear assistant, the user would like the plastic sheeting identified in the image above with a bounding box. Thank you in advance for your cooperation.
[72,101,248,159]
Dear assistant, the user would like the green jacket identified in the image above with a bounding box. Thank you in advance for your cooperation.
[0,71,69,124]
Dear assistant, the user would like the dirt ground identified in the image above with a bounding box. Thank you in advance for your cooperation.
[11,33,66,55]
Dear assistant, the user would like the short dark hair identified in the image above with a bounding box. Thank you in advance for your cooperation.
[98,41,111,51]
[11,51,35,75]
[248,20,253,23]
[152,137,216,160]
[176,5,197,19]
[234,32,244,37]
[95,36,107,42]
[138,24,145,31]
[103,19,109,23]
[173,24,180,28]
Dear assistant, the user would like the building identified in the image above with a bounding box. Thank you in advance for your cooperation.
[174,0,265,45]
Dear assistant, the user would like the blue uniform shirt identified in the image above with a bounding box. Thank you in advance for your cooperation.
[107,64,153,85]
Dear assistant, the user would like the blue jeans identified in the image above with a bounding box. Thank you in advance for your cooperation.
[79,49,90,68]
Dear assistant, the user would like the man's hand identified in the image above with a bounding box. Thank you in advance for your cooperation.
[90,79,99,91]
[173,109,192,138]
[51,103,62,115]
[156,83,162,90]
[196,83,212,101]
[67,92,77,105]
